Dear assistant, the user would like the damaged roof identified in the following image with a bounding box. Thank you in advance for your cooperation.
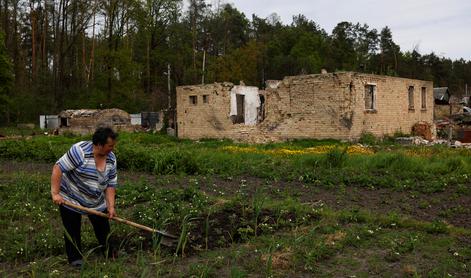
[59,108,129,118]
[59,109,99,118]
[434,87,451,104]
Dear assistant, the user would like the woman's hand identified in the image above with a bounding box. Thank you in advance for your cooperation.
[108,206,117,219]
[51,193,64,205]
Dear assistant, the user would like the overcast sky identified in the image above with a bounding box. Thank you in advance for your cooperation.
[215,0,471,61]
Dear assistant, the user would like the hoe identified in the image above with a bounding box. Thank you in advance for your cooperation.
[63,200,177,247]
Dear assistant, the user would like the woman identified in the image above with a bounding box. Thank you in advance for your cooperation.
[50,127,118,267]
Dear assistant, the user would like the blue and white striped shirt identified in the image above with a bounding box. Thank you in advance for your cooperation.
[56,141,118,213]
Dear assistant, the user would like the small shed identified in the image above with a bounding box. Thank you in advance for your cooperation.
[58,108,133,135]
[39,115,59,129]
[434,87,451,105]
[130,113,142,126]
[141,111,164,130]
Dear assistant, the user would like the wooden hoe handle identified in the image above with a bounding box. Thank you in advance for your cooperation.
[62,200,177,239]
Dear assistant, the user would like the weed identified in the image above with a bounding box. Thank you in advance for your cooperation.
[252,188,265,236]
[323,146,348,168]
[426,221,449,235]
[174,214,193,258]
[359,132,377,145]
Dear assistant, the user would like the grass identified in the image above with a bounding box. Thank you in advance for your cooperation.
[1,132,471,194]
[0,126,44,137]
[1,170,471,276]
[1,132,471,276]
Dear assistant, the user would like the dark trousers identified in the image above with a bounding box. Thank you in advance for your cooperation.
[59,205,112,263]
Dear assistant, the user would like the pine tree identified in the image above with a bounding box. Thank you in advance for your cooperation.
[0,31,13,123]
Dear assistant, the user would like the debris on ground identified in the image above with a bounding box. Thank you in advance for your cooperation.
[395,136,471,148]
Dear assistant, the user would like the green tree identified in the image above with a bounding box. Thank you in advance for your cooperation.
[400,49,423,79]
[251,14,284,82]
[351,23,379,72]
[210,39,262,85]
[1,1,471,124]
[329,21,357,71]
[0,31,13,123]
[379,26,400,75]
[290,32,323,74]
[289,15,325,75]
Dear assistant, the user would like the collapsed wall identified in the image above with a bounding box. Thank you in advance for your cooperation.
[176,72,434,142]
[58,109,133,135]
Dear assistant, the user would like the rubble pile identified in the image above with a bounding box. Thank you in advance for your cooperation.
[395,136,471,148]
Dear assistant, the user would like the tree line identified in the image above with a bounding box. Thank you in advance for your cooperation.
[0,0,470,124]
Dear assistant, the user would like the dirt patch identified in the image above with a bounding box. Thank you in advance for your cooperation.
[261,250,293,270]
[154,206,318,256]
[325,231,347,246]
[0,160,53,174]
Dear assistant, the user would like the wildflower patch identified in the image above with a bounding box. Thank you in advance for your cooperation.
[221,145,374,156]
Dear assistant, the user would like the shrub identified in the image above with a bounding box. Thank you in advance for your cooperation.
[153,149,199,175]
[359,132,377,145]
[323,147,348,168]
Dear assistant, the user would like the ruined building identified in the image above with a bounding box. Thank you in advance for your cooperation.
[176,72,434,142]
[58,108,133,135]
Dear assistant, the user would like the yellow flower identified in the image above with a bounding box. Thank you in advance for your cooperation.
[221,145,373,156]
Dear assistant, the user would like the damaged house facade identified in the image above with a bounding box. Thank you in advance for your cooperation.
[58,108,133,135]
[176,72,434,142]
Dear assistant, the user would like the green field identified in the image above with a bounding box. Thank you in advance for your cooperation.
[1,132,471,277]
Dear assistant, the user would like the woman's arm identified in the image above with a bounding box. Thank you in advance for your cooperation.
[105,187,116,218]
[50,164,64,204]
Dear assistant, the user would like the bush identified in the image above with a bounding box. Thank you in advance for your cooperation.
[359,132,377,145]
[154,149,199,175]
[323,147,348,168]
[114,144,156,172]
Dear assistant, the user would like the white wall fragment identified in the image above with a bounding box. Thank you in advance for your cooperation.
[39,115,59,129]
[230,85,260,125]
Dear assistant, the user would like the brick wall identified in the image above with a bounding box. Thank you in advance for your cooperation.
[434,104,461,119]
[176,72,434,142]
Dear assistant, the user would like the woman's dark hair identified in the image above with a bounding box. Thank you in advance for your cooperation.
[92,127,118,146]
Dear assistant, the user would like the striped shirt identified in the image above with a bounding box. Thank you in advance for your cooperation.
[56,141,118,213]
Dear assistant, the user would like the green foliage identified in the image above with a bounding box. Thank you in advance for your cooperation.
[3,133,471,195]
[0,137,74,162]
[379,26,401,75]
[338,209,369,224]
[1,0,470,124]
[0,31,13,123]
[0,0,463,124]
[425,221,450,235]
[323,146,348,168]
[359,132,377,145]
[154,149,199,175]
[290,33,323,74]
